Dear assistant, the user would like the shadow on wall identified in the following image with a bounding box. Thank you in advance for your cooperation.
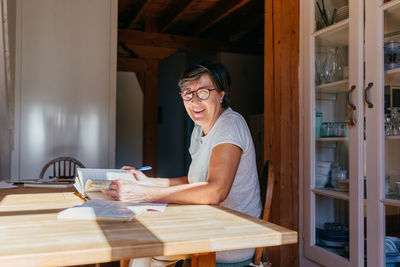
[116,72,143,169]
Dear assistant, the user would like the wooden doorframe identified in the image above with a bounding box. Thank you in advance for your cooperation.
[264,0,299,266]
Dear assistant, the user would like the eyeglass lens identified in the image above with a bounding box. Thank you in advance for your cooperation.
[182,89,212,101]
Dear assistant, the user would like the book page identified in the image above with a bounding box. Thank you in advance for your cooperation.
[75,168,131,197]
[75,168,156,199]
[77,168,128,185]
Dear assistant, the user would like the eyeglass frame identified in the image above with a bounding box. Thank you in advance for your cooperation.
[179,87,217,101]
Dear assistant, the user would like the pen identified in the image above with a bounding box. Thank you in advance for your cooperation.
[136,166,152,171]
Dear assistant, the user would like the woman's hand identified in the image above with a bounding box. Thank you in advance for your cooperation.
[101,180,150,202]
[121,166,149,182]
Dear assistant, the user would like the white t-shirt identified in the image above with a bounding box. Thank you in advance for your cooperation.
[188,107,262,263]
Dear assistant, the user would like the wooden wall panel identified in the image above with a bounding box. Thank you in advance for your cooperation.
[264,0,299,266]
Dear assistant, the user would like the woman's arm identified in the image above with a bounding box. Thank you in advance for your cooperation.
[121,166,188,187]
[104,143,242,204]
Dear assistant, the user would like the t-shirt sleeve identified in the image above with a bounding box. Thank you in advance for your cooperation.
[211,115,249,152]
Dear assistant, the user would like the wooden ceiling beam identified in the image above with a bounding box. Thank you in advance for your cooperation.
[123,44,178,60]
[117,57,148,73]
[118,29,262,54]
[229,14,264,42]
[192,0,252,36]
[158,0,198,33]
[128,0,154,29]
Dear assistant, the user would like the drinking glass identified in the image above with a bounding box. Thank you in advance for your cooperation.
[385,114,392,136]
[315,49,327,85]
[388,107,400,136]
[384,41,400,71]
[323,47,344,83]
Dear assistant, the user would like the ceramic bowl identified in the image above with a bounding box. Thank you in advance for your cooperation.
[317,161,332,168]
[316,175,330,188]
[335,5,349,22]
[335,179,349,192]
[316,167,331,175]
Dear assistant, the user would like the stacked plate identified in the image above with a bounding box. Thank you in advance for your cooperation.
[316,161,331,188]
[316,223,349,248]
[386,236,400,266]
[335,5,349,22]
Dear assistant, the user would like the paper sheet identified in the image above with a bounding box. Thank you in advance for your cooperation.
[0,181,17,189]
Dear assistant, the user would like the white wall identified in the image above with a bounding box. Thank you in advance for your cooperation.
[12,0,117,179]
[116,72,143,168]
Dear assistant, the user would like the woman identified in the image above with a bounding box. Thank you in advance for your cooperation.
[103,61,261,266]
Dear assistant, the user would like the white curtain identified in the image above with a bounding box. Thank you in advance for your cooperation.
[0,0,13,180]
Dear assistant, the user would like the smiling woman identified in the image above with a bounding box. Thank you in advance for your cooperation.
[103,61,261,267]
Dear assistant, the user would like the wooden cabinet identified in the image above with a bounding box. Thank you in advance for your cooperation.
[300,0,400,266]
[365,1,400,266]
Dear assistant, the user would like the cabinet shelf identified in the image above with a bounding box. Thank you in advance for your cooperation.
[386,136,400,140]
[381,198,400,207]
[385,67,400,84]
[313,19,349,46]
[385,67,400,75]
[312,188,349,201]
[383,0,400,12]
[316,79,349,93]
[316,137,348,142]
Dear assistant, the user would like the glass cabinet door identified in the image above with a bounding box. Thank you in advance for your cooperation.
[365,1,400,266]
[303,0,364,266]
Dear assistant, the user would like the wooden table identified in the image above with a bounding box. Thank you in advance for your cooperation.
[0,186,297,266]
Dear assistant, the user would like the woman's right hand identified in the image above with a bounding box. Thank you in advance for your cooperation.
[121,166,149,181]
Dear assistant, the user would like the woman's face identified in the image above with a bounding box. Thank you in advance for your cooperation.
[181,74,225,135]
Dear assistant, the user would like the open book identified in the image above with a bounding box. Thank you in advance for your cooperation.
[74,168,155,200]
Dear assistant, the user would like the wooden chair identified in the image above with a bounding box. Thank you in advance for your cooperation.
[190,160,275,267]
[39,157,85,179]
[252,160,275,266]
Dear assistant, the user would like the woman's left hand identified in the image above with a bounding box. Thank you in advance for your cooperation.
[121,166,149,182]
[101,180,150,202]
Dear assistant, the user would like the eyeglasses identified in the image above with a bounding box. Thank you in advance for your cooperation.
[180,88,217,101]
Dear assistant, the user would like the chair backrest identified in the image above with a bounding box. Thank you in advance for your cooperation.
[253,160,275,265]
[39,157,85,179]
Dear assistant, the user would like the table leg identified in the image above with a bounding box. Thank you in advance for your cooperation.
[191,252,216,267]
[120,259,130,267]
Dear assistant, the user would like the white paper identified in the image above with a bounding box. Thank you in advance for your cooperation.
[0,181,17,189]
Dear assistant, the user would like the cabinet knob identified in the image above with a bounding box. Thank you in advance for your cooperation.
[345,85,357,127]
[347,85,356,111]
[364,82,374,109]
